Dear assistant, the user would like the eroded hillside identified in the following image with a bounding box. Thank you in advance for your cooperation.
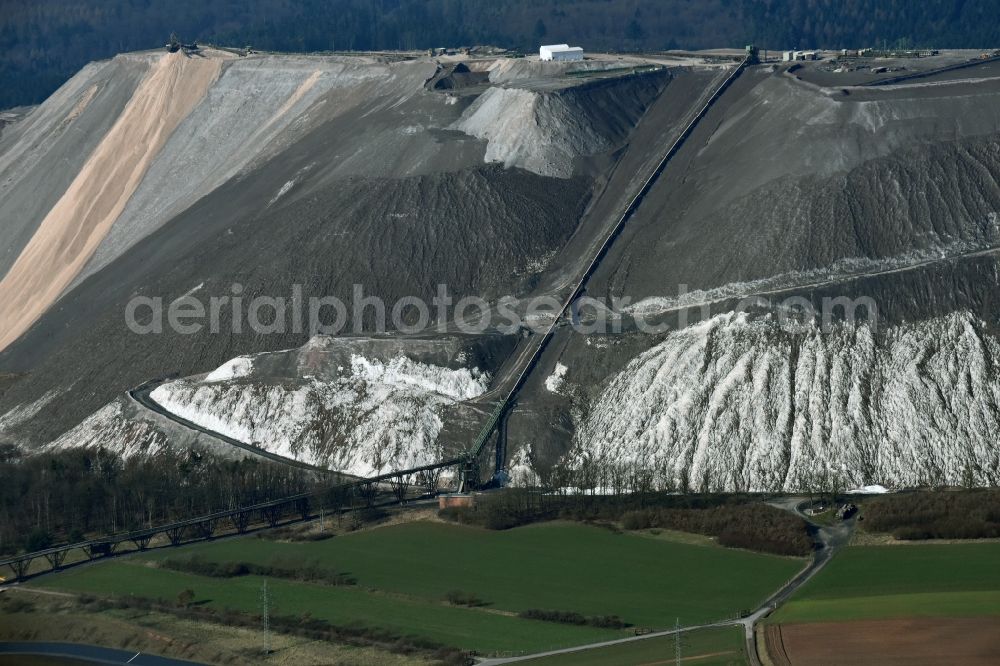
[4,49,1000,492]
[0,48,687,457]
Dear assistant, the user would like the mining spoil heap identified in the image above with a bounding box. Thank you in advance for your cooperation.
[3,48,1000,490]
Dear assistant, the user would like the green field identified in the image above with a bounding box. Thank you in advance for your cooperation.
[34,520,801,654]
[771,543,1000,623]
[36,564,609,653]
[518,626,747,665]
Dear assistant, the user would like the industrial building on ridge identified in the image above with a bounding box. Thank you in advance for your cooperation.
[783,50,818,61]
[540,44,584,61]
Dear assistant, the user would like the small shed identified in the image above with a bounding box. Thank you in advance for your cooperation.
[439,493,477,509]
[540,44,584,62]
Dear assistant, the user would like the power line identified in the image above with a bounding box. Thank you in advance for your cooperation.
[675,617,682,666]
[261,580,271,656]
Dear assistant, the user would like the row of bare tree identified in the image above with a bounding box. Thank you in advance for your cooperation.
[0,444,314,555]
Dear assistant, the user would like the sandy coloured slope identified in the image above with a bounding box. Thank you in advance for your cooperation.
[0,51,221,351]
[0,56,150,279]
[72,57,339,287]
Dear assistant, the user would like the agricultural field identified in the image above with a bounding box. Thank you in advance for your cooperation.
[517,626,747,665]
[0,589,430,666]
[770,542,1000,624]
[764,617,1000,666]
[31,520,802,655]
[764,543,1000,666]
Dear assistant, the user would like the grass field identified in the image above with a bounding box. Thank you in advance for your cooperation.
[33,520,801,654]
[771,543,1000,623]
[517,626,747,665]
[36,564,610,653]
[0,590,430,665]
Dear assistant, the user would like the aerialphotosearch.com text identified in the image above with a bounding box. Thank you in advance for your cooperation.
[125,283,879,337]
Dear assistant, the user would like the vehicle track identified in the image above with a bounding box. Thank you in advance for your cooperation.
[128,378,336,475]
[590,243,1000,326]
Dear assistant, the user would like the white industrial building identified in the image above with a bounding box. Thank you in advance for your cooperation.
[540,44,584,61]
[783,50,818,62]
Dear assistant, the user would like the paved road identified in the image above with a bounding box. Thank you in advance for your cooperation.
[475,619,744,666]
[740,497,856,665]
[0,642,205,665]
[477,497,856,665]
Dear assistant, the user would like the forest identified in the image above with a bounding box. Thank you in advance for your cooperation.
[4,0,1000,108]
[439,487,815,556]
[0,438,819,558]
[0,444,315,555]
[863,489,1000,540]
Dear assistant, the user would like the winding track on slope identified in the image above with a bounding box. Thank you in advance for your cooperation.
[127,378,337,475]
[557,242,1000,333]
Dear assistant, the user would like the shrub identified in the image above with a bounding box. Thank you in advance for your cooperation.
[621,510,654,530]
[520,609,587,625]
[300,531,335,542]
[161,556,356,586]
[444,590,488,607]
[24,528,53,552]
[893,526,932,540]
[437,490,812,555]
[176,589,195,608]
[0,596,35,613]
[589,614,629,629]
[619,505,813,556]
[518,609,630,629]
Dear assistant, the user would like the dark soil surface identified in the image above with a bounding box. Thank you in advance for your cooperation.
[767,617,1000,666]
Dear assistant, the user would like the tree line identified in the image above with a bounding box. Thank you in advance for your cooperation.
[863,489,1000,540]
[0,444,316,555]
[161,554,358,586]
[4,0,1000,108]
[440,486,814,556]
[53,593,470,665]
